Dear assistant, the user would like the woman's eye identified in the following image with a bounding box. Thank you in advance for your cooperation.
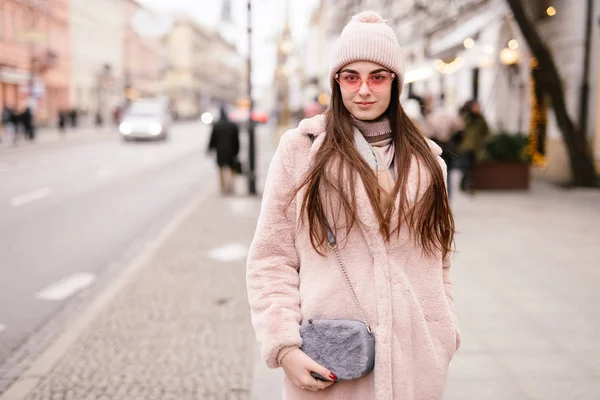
[344,75,359,82]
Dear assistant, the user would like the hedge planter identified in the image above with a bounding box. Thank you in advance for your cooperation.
[474,162,530,190]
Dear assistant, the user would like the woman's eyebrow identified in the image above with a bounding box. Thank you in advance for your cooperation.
[339,68,389,74]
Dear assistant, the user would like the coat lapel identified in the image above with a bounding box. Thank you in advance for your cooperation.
[301,117,384,259]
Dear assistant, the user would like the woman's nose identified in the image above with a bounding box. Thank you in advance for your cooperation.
[358,81,371,96]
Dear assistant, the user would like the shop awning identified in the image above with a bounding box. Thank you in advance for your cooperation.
[427,7,506,58]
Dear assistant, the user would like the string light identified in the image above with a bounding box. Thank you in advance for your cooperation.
[463,37,475,49]
[546,6,557,17]
[433,57,463,74]
[527,57,547,168]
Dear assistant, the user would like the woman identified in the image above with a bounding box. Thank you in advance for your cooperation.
[247,11,459,400]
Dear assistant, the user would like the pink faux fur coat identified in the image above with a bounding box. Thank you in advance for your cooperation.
[247,115,460,400]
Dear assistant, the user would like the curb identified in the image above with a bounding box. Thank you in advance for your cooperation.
[0,187,214,400]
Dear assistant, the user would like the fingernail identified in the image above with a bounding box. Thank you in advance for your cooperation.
[329,373,337,381]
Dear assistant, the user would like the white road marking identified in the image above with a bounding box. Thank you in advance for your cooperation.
[0,324,6,333]
[10,187,52,207]
[96,166,116,178]
[36,273,96,301]
[208,243,249,262]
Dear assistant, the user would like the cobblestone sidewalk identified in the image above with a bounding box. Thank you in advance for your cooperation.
[16,190,262,400]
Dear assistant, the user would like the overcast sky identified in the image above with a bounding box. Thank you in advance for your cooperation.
[136,0,320,92]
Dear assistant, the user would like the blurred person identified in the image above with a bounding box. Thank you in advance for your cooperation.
[458,100,490,194]
[426,103,465,197]
[95,111,103,127]
[2,105,16,145]
[247,11,459,399]
[70,108,78,128]
[58,110,67,134]
[207,106,240,195]
[19,105,34,141]
[303,98,324,119]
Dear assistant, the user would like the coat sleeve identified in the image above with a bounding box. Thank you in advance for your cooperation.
[208,126,217,152]
[442,254,461,351]
[246,133,302,368]
[437,155,462,350]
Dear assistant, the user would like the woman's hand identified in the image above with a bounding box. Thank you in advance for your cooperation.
[280,348,337,392]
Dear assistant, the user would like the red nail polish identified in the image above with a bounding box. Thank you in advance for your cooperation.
[329,373,337,381]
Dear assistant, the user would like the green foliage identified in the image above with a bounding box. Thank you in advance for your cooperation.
[481,132,530,163]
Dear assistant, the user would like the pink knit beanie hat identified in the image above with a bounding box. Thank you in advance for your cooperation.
[329,10,405,94]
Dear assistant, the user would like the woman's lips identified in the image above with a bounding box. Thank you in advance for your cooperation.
[355,102,375,109]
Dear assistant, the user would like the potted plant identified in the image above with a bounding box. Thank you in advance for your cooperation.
[474,132,531,190]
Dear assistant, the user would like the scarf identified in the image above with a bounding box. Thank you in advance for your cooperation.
[351,116,396,211]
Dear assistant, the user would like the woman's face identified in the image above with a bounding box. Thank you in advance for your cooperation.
[336,61,394,121]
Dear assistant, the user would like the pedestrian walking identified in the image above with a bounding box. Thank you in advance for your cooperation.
[58,110,67,134]
[425,104,465,197]
[19,104,35,141]
[2,105,16,145]
[246,11,459,399]
[458,100,490,194]
[207,106,240,195]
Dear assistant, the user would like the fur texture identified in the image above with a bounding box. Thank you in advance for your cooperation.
[247,114,460,399]
[300,319,375,381]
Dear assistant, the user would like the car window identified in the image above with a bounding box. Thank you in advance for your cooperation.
[126,101,164,117]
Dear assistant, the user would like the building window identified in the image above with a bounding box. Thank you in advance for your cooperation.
[10,10,15,40]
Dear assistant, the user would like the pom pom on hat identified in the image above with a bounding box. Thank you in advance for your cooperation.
[352,10,386,23]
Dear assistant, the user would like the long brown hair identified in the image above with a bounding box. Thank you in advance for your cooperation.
[293,80,455,258]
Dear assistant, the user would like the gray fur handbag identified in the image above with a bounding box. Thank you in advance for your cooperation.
[299,224,376,381]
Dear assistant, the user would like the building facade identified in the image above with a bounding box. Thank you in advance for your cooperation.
[317,0,600,183]
[0,0,71,125]
[70,0,123,124]
[163,14,243,119]
[123,0,163,102]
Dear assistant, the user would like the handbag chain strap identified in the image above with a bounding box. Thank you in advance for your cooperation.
[308,134,371,333]
[326,225,372,333]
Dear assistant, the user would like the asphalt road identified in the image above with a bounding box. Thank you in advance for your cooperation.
[0,122,214,362]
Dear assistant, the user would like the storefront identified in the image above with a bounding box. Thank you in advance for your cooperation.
[403,0,597,183]
[0,67,30,111]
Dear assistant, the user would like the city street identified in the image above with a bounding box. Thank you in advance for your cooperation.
[0,121,213,365]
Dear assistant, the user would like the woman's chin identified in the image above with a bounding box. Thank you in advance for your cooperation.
[351,108,384,121]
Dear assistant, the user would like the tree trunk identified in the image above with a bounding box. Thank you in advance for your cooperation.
[506,0,597,186]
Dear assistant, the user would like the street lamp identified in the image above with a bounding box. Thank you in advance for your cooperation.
[247,0,257,195]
